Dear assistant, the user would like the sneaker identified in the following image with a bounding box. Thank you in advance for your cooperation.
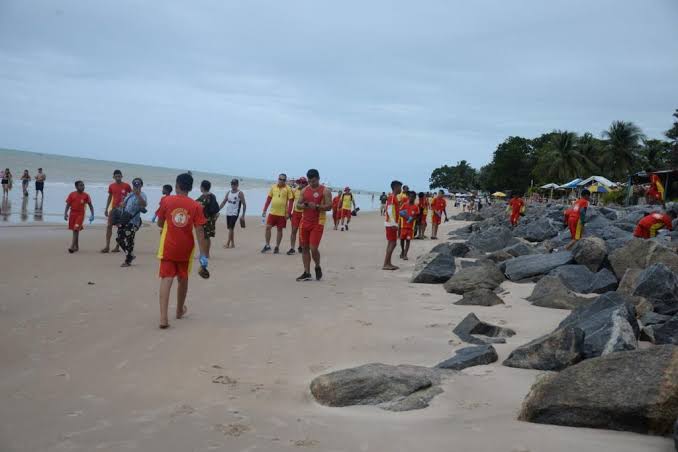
[261,245,271,253]
[298,246,303,253]
[314,266,323,281]
[341,226,345,231]
[345,225,349,231]
[286,248,296,255]
[296,272,313,281]
[273,246,280,254]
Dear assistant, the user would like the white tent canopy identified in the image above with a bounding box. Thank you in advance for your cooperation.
[540,183,560,189]
[558,178,582,189]
[577,176,617,188]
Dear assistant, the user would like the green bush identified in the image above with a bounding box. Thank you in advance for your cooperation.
[601,189,626,206]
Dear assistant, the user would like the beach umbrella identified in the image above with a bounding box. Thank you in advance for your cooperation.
[491,191,507,197]
[588,184,609,193]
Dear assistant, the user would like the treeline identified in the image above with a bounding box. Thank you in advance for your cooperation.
[430,109,678,194]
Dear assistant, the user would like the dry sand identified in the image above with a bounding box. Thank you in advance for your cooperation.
[0,212,671,451]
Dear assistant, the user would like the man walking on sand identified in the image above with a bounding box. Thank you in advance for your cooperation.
[430,190,448,240]
[64,180,94,254]
[220,179,246,249]
[295,169,332,281]
[331,190,342,230]
[339,186,356,231]
[155,173,209,329]
[102,169,131,253]
[383,180,403,270]
[288,177,308,255]
[261,173,294,254]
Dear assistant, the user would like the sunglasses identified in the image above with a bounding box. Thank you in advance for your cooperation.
[279,178,287,182]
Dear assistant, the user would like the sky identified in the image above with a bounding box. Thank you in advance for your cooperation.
[1,1,677,190]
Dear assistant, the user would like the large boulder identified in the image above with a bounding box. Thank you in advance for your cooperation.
[557,292,639,358]
[443,261,505,294]
[632,263,678,316]
[514,218,560,242]
[519,345,678,435]
[503,327,585,371]
[571,237,607,272]
[410,252,456,284]
[608,238,678,278]
[452,313,516,345]
[431,242,472,258]
[454,288,504,306]
[549,265,618,294]
[504,251,574,281]
[468,225,516,252]
[435,345,498,370]
[526,275,591,310]
[642,316,678,345]
[310,363,447,411]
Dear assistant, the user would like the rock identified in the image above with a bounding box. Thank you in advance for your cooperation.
[519,345,678,435]
[453,313,516,345]
[588,269,619,294]
[504,242,539,257]
[643,315,678,345]
[640,311,672,326]
[514,218,560,242]
[310,363,447,411]
[504,251,574,281]
[599,207,620,220]
[558,292,639,358]
[410,252,456,284]
[435,345,498,370]
[431,242,471,258]
[468,225,517,252]
[548,265,618,294]
[526,275,591,310]
[632,263,678,316]
[571,237,607,272]
[443,261,505,294]
[617,268,642,295]
[454,289,504,306]
[486,250,515,263]
[609,238,678,278]
[503,327,585,371]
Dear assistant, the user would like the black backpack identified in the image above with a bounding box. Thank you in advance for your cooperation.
[203,194,220,216]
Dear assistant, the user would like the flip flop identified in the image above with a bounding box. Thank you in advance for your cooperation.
[198,266,210,279]
[382,265,399,271]
[159,324,169,329]
[100,248,110,253]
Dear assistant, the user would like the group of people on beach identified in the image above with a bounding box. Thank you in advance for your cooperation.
[1,167,46,199]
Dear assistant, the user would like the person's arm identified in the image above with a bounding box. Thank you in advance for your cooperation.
[64,201,70,221]
[262,196,272,216]
[219,194,228,210]
[287,190,294,217]
[296,187,307,210]
[88,200,95,221]
[320,187,332,211]
[104,193,112,217]
[136,191,147,209]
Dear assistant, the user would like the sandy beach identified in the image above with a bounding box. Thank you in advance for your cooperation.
[0,212,671,452]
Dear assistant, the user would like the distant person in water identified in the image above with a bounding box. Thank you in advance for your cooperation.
[102,170,131,253]
[196,180,220,258]
[155,173,209,329]
[383,180,403,270]
[21,170,30,197]
[339,187,356,231]
[261,173,294,254]
[64,180,94,254]
[152,184,173,223]
[2,168,12,198]
[116,178,147,267]
[220,178,247,249]
[288,177,308,255]
[34,168,46,200]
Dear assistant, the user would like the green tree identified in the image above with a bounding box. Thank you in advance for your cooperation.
[665,109,678,167]
[601,121,645,180]
[484,136,535,194]
[429,160,477,191]
[532,130,595,183]
[640,138,671,169]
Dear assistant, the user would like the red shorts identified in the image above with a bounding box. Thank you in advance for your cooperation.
[68,212,85,231]
[432,213,442,225]
[419,215,427,226]
[266,214,287,229]
[291,211,303,229]
[385,226,398,241]
[568,218,583,240]
[342,208,352,219]
[159,259,190,279]
[400,228,414,240]
[300,223,324,247]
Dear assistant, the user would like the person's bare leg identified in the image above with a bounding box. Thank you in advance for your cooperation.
[432,223,438,239]
[264,225,272,246]
[311,246,320,268]
[383,241,399,270]
[302,246,311,273]
[403,240,410,259]
[159,277,174,327]
[290,227,298,250]
[102,223,112,252]
[228,229,235,248]
[176,277,188,319]
[205,237,211,258]
[275,228,283,248]
[69,231,78,252]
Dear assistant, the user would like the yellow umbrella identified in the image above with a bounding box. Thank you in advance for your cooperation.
[492,191,507,197]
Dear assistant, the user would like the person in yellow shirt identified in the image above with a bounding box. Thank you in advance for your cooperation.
[261,173,294,253]
[287,176,308,255]
[397,185,410,205]
[339,186,357,231]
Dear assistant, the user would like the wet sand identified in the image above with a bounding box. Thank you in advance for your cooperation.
[0,212,671,451]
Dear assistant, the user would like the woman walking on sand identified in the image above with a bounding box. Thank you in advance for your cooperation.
[21,170,31,197]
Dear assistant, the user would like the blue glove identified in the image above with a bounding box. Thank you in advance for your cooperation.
[199,255,208,268]
[89,214,95,224]
[151,214,157,223]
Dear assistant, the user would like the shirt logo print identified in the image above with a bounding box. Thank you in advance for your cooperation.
[171,208,189,227]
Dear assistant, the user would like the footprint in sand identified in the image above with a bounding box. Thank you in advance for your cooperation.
[355,320,372,327]
[214,423,251,437]
[212,375,238,386]
[308,363,330,373]
[170,404,195,418]
[292,439,319,447]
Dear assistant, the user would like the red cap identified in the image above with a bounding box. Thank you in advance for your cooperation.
[297,177,308,185]
[344,186,350,192]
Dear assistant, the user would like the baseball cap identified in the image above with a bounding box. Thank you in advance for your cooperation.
[297,177,308,184]
[344,186,350,192]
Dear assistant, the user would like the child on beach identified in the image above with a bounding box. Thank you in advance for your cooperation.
[417,191,429,239]
[430,190,448,240]
[64,180,94,253]
[399,191,419,260]
[196,180,220,258]
[2,168,12,198]
[152,184,173,223]
[155,173,209,329]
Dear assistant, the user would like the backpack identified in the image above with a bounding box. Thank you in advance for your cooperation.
[203,193,220,216]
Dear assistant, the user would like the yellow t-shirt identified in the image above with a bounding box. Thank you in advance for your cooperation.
[341,193,353,210]
[293,188,304,213]
[268,184,294,217]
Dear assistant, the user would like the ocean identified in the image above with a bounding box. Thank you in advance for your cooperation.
[0,149,379,225]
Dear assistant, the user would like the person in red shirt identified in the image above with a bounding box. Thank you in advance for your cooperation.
[507,193,525,227]
[102,169,132,253]
[563,208,573,227]
[399,191,419,260]
[339,187,357,231]
[430,190,448,239]
[382,180,403,270]
[155,173,209,329]
[295,169,332,281]
[288,177,308,255]
[331,190,342,230]
[646,172,666,205]
[565,189,591,250]
[633,210,676,239]
[64,180,94,254]
[416,192,429,239]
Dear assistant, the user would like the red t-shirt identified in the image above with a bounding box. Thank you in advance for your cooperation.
[385,193,401,227]
[332,195,341,211]
[66,191,91,213]
[638,213,673,231]
[108,182,132,208]
[301,185,327,226]
[570,198,589,222]
[156,195,207,262]
[431,197,446,214]
[508,198,524,213]
[400,203,419,230]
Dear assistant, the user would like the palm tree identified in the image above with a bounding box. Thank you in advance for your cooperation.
[601,121,645,180]
[533,130,595,182]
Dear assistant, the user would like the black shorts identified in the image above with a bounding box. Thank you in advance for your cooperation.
[35,181,44,192]
[226,215,238,230]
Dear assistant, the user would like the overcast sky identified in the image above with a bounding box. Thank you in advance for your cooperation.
[1,1,677,190]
